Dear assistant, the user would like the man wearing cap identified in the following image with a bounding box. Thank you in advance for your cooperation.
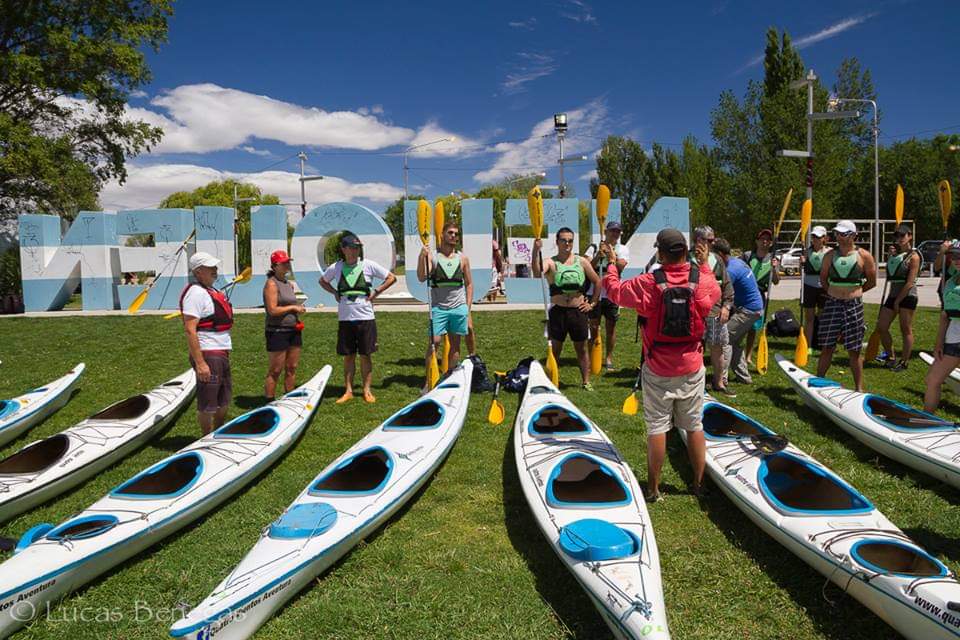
[874,224,920,371]
[180,252,234,434]
[800,226,831,355]
[263,249,306,401]
[601,228,720,501]
[320,234,397,404]
[818,220,877,392]
[714,238,764,386]
[692,226,735,396]
[741,228,780,367]
[589,220,630,370]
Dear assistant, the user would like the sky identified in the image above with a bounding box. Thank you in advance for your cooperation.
[99,0,960,216]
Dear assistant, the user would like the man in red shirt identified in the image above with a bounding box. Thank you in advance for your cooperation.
[602,228,720,501]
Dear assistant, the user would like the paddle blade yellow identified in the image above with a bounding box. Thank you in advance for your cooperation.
[775,188,794,237]
[163,310,182,320]
[895,185,904,226]
[795,330,809,367]
[441,334,451,373]
[236,266,253,284]
[528,186,544,239]
[545,346,560,386]
[596,184,610,229]
[427,348,440,390]
[864,329,881,361]
[487,397,505,425]
[799,198,812,238]
[757,329,768,375]
[417,200,431,245]
[622,392,639,416]
[590,334,603,375]
[940,180,953,231]
[127,288,149,314]
[434,200,445,248]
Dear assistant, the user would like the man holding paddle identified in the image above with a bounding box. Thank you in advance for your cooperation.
[588,221,629,371]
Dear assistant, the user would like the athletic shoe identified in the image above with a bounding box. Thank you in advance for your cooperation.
[890,360,908,373]
[644,489,663,504]
[713,385,737,399]
[582,382,594,391]
[874,351,892,365]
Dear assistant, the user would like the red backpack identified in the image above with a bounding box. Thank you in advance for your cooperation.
[648,265,704,348]
[179,284,233,332]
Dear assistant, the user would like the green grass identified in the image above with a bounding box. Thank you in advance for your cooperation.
[0,305,958,639]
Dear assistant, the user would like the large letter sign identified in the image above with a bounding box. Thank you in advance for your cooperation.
[116,208,194,310]
[229,205,289,308]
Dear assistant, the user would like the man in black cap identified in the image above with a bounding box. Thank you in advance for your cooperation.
[588,220,630,370]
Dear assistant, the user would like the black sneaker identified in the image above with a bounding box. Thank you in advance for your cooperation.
[644,489,663,504]
[890,360,908,373]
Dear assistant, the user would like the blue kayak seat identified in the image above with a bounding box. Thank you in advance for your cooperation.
[558,518,640,562]
[807,377,841,388]
[269,503,337,539]
[0,400,21,421]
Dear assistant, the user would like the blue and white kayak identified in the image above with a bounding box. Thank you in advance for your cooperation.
[514,361,669,640]
[920,352,960,396]
[0,365,331,638]
[169,361,472,640]
[0,368,196,524]
[0,363,84,447]
[777,354,960,490]
[681,396,960,640]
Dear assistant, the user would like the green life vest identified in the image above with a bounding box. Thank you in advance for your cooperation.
[549,258,586,296]
[944,275,960,317]
[336,261,372,299]
[429,252,464,288]
[746,252,772,291]
[886,248,917,284]
[828,251,865,287]
[804,247,828,276]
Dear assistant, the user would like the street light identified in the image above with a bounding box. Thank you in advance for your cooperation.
[298,151,324,218]
[830,95,880,257]
[554,113,570,197]
[403,137,456,198]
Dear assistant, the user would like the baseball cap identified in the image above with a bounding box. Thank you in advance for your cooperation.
[188,252,220,271]
[810,225,827,238]
[270,249,291,264]
[756,228,773,239]
[605,221,623,232]
[655,228,687,254]
[949,240,960,254]
[894,223,912,235]
[340,234,363,248]
[833,220,857,235]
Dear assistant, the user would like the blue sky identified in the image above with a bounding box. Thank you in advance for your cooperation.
[100,0,960,214]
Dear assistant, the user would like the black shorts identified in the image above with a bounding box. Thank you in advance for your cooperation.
[337,320,378,356]
[266,329,303,353]
[945,343,960,358]
[588,298,620,322]
[882,292,918,311]
[801,284,827,309]
[549,305,590,343]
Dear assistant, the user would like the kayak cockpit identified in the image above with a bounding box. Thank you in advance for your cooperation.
[46,514,120,542]
[702,404,772,440]
[546,454,631,508]
[90,395,151,421]
[864,397,956,431]
[0,434,70,474]
[383,400,444,430]
[214,408,280,438]
[850,539,949,578]
[309,447,393,496]
[0,400,20,421]
[111,452,203,500]
[759,453,873,516]
[528,405,591,437]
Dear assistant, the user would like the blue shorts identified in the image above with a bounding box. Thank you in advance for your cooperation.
[431,304,469,336]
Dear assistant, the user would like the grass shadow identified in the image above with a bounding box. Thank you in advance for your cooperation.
[904,388,960,416]
[234,395,266,410]
[389,357,425,367]
[903,527,960,564]
[153,435,197,453]
[380,374,425,388]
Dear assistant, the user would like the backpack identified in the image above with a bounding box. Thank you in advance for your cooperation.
[467,354,496,393]
[767,308,801,337]
[650,266,704,347]
[503,356,535,393]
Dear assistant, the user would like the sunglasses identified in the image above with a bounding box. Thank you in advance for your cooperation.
[557,238,574,245]
[446,230,459,236]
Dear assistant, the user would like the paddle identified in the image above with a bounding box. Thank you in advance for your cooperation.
[940,180,953,236]
[162,266,253,319]
[419,200,440,390]
[621,368,642,415]
[487,371,506,425]
[865,184,906,361]
[750,434,789,455]
[773,188,793,238]
[433,199,452,373]
[756,189,794,376]
[590,185,611,376]
[529,186,559,385]
[794,199,813,367]
[127,229,196,313]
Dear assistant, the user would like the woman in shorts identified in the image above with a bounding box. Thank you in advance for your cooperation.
[263,250,306,400]
[926,241,960,412]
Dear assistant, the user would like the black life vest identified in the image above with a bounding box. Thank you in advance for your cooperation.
[336,261,372,299]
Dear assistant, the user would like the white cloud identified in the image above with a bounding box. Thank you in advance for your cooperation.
[738,13,878,72]
[405,122,482,158]
[99,163,403,212]
[473,97,608,183]
[241,146,273,157]
[501,52,557,95]
[129,90,148,99]
[508,17,537,29]
[579,169,598,181]
[561,0,597,25]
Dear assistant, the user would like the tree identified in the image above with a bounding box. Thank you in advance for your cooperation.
[592,136,650,236]
[159,180,281,270]
[0,0,171,220]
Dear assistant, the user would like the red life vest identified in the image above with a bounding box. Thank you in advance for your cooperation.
[179,284,233,332]
[648,264,705,348]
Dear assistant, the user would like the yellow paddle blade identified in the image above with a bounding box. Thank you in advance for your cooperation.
[528,186,544,239]
[775,188,794,237]
[163,310,182,320]
[596,184,610,230]
[487,398,505,425]
[795,331,809,367]
[757,329,768,375]
[895,184,905,226]
[622,392,639,416]
[417,200,431,245]
[427,352,440,390]
[441,335,451,373]
[545,346,560,386]
[940,180,953,231]
[127,288,149,314]
[590,334,603,375]
[864,329,881,362]
[235,266,253,284]
[799,198,812,238]
[434,199,445,248]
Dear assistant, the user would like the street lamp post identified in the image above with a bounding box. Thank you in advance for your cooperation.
[298,151,324,218]
[403,137,455,199]
[830,96,879,257]
[554,114,568,197]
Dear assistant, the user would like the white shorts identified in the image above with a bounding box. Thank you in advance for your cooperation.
[641,366,706,436]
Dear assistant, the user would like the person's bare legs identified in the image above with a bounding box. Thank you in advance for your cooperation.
[283,346,301,392]
[710,344,725,389]
[817,346,836,378]
[604,315,617,367]
[264,350,286,399]
[647,433,666,496]
[685,430,706,490]
[337,354,356,403]
[744,327,757,366]
[803,306,816,353]
[466,317,477,356]
[573,340,590,386]
[448,334,462,370]
[849,350,864,392]
[876,306,896,359]
[199,406,229,436]
[925,355,960,412]
[898,308,915,363]
[360,354,375,402]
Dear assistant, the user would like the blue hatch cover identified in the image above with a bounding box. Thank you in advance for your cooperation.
[558,518,640,561]
[269,503,337,539]
[807,377,840,388]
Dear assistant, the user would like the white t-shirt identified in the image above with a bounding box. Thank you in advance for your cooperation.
[181,284,232,351]
[597,241,630,299]
[322,259,391,321]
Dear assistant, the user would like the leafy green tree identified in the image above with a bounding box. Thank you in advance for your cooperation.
[0,0,172,220]
[592,136,650,236]
[159,180,281,269]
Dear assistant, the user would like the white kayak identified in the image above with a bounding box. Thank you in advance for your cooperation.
[0,363,84,447]
[920,352,960,396]
[0,368,196,524]
[777,354,960,490]
[513,361,669,640]
[0,365,331,638]
[681,396,960,640]
[170,361,472,640]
